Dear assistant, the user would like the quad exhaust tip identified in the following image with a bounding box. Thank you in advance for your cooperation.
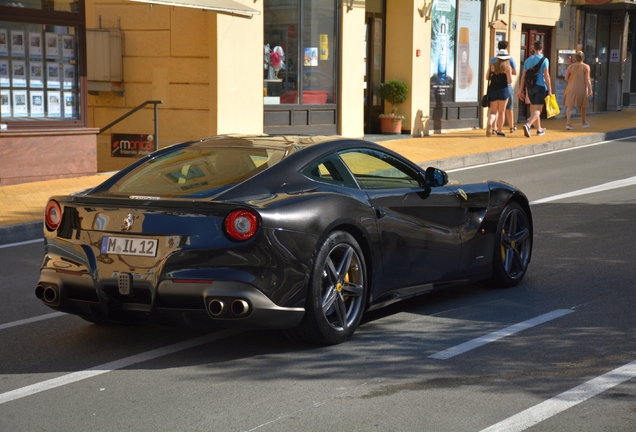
[207,298,250,318]
[35,285,58,304]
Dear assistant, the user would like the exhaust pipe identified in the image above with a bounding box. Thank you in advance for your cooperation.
[35,285,58,304]
[44,287,57,303]
[231,299,249,317]
[208,299,225,317]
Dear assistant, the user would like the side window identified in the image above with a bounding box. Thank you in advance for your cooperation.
[338,148,421,190]
[302,155,357,188]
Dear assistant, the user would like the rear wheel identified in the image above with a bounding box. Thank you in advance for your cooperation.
[487,202,532,287]
[290,231,367,345]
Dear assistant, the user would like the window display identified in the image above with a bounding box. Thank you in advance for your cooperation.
[263,0,337,106]
[0,21,80,121]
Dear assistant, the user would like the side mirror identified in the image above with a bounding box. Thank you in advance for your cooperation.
[424,167,448,187]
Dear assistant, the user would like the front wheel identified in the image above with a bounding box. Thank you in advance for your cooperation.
[289,231,367,345]
[487,202,532,287]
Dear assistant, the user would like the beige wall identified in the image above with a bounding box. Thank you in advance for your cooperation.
[339,3,365,138]
[88,0,263,172]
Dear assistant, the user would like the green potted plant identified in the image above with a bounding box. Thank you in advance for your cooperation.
[378,79,408,134]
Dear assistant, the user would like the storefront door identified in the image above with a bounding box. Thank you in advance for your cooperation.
[364,12,384,134]
[584,13,611,113]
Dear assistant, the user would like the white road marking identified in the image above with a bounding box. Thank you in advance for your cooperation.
[479,359,636,432]
[0,238,43,249]
[530,175,636,204]
[0,312,66,330]
[0,329,242,405]
[429,309,574,360]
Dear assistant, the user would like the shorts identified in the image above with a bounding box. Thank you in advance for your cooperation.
[506,84,515,110]
[527,85,547,105]
[488,87,510,102]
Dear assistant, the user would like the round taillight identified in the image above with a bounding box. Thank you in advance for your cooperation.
[224,209,259,241]
[45,200,62,231]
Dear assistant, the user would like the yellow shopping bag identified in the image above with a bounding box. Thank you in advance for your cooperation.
[545,94,560,118]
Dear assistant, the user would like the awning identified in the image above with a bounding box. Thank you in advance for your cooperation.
[128,0,260,16]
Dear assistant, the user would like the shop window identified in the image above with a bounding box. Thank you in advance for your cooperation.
[0,0,80,12]
[263,0,337,106]
[0,2,84,127]
[0,22,80,122]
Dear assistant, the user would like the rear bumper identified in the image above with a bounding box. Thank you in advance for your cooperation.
[36,269,304,329]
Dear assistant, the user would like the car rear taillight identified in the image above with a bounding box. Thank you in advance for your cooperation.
[224,209,259,241]
[45,200,62,231]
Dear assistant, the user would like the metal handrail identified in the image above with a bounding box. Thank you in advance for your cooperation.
[99,100,163,146]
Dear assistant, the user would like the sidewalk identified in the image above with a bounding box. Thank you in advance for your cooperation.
[2,109,635,245]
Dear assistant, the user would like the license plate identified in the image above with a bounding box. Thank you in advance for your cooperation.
[101,236,158,257]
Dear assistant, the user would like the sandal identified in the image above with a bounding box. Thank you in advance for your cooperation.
[510,126,517,133]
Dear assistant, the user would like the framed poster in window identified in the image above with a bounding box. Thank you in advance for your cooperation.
[45,32,59,58]
[11,30,25,56]
[0,28,7,55]
[12,60,26,87]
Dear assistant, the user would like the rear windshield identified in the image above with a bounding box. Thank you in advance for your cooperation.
[107,146,285,197]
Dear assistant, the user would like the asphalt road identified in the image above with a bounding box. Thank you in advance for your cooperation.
[1,137,635,431]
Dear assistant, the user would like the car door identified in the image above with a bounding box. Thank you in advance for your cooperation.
[338,148,464,292]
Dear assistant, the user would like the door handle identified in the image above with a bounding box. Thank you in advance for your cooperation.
[375,208,386,219]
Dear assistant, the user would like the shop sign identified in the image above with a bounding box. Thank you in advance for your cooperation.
[111,134,155,158]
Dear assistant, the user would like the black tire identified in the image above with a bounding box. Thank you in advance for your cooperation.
[486,202,532,288]
[289,231,367,345]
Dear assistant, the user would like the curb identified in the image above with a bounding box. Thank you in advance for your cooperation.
[0,221,43,246]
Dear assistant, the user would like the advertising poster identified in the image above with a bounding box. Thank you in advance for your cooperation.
[63,91,74,118]
[11,30,25,56]
[454,0,482,102]
[30,90,44,117]
[62,35,74,58]
[47,63,60,88]
[111,134,156,158]
[29,32,42,57]
[319,34,329,61]
[47,90,61,117]
[30,62,44,88]
[12,60,26,87]
[13,89,28,116]
[63,64,74,89]
[46,33,59,58]
[1,89,10,115]
[430,0,457,103]
[0,29,8,55]
[0,60,8,87]
[304,47,318,66]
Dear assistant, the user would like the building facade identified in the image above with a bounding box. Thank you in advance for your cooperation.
[1,0,635,184]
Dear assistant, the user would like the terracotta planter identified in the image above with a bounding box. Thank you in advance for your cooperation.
[379,116,403,134]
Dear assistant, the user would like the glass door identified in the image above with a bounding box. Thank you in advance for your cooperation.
[364,14,383,134]
[584,13,610,112]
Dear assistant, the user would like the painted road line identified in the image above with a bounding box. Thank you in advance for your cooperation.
[531,175,636,204]
[479,359,636,432]
[0,312,66,331]
[429,309,575,360]
[0,329,242,405]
